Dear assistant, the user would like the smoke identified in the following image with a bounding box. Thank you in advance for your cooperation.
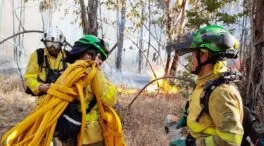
[103,63,151,89]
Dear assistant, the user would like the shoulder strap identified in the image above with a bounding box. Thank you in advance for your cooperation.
[86,97,97,113]
[36,48,44,68]
[196,72,242,122]
[44,55,50,69]
[92,68,107,120]
[61,50,68,71]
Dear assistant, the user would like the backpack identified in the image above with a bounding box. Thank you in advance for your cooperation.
[197,71,263,146]
[54,97,97,144]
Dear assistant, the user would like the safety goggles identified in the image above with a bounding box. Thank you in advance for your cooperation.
[46,41,61,49]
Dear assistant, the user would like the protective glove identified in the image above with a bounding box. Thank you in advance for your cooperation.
[169,139,186,146]
[176,116,187,129]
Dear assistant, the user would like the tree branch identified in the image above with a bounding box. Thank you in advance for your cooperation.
[109,42,118,54]
[143,23,164,47]
[127,36,158,79]
[97,17,165,67]
[126,0,165,67]
[127,76,195,109]
[0,30,72,47]
[0,30,43,45]
[15,5,26,32]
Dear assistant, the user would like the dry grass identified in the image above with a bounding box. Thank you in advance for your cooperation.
[117,89,185,146]
[0,75,36,138]
[0,75,185,146]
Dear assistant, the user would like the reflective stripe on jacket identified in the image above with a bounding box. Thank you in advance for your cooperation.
[187,73,244,146]
[24,48,66,95]
[82,68,117,145]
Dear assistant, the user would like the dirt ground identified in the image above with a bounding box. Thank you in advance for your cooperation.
[0,75,185,146]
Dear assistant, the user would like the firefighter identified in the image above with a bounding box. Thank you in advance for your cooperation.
[58,35,116,146]
[173,24,243,146]
[24,26,67,100]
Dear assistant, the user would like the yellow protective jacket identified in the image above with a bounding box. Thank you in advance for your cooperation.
[24,48,67,95]
[82,67,117,145]
[187,72,244,146]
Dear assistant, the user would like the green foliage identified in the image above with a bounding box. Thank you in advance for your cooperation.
[125,0,164,31]
[186,0,248,29]
[176,70,195,99]
[102,0,118,10]
[201,0,233,12]
[186,10,211,27]
[126,0,146,31]
[216,12,237,24]
[126,8,140,19]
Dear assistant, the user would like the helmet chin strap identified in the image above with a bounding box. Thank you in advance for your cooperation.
[191,49,211,75]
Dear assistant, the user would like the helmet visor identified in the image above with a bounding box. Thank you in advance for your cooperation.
[166,33,194,56]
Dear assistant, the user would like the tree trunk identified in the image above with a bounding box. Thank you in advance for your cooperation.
[12,0,16,60]
[169,52,179,78]
[138,5,144,73]
[48,0,52,27]
[0,0,5,35]
[18,0,25,59]
[99,0,104,38]
[87,0,98,36]
[164,0,172,76]
[116,0,126,71]
[80,0,98,35]
[80,0,89,34]
[246,0,264,120]
[145,0,151,67]
[169,0,187,77]
[239,0,250,99]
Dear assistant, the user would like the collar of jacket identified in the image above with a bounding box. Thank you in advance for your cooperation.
[196,72,219,87]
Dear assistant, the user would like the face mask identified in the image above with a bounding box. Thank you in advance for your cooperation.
[46,41,61,49]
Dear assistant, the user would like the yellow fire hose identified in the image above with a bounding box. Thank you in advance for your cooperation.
[92,75,126,146]
[1,60,97,146]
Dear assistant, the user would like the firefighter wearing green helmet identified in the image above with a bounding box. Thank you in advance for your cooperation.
[65,35,109,64]
[55,35,116,146]
[171,25,243,146]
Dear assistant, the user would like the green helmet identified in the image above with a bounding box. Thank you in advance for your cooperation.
[166,25,239,58]
[191,25,239,53]
[64,35,109,63]
[75,35,108,60]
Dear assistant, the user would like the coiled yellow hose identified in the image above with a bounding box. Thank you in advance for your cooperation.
[1,60,96,146]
